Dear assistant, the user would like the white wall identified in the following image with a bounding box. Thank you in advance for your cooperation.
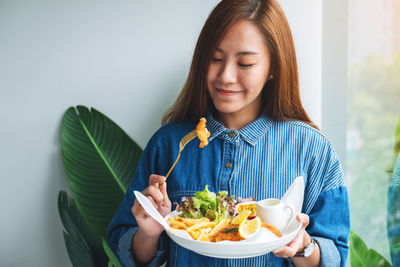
[0,1,323,266]
[322,0,348,166]
[279,0,322,127]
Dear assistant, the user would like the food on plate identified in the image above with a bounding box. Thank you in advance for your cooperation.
[174,185,236,221]
[262,222,282,238]
[170,186,281,242]
[210,220,243,242]
[231,210,252,225]
[238,216,262,239]
[235,202,257,217]
[196,118,210,148]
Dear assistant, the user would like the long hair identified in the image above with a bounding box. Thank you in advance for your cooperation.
[162,0,318,129]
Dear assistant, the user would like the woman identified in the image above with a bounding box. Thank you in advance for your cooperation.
[107,0,350,266]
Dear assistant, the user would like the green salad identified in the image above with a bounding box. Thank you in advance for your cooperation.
[174,185,253,222]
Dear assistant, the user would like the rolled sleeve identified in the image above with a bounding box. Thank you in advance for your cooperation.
[313,236,341,267]
[107,187,169,267]
[307,186,350,267]
[116,228,168,267]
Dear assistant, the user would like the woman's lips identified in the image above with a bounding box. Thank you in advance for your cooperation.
[216,88,241,96]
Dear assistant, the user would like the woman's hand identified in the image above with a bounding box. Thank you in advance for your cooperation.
[272,213,312,258]
[132,174,172,238]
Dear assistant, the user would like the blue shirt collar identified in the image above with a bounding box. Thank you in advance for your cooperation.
[205,112,273,146]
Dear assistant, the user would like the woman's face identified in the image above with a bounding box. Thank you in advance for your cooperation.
[207,20,271,123]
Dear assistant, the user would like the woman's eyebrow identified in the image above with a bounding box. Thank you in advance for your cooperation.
[215,48,259,56]
[237,51,259,56]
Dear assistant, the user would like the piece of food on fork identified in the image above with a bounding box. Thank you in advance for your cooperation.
[160,117,211,185]
[196,118,210,148]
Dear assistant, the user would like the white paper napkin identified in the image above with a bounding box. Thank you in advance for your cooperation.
[281,176,305,214]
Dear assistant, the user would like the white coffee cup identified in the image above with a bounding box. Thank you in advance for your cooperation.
[256,198,295,232]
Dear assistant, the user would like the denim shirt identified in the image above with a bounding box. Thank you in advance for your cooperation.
[107,114,350,267]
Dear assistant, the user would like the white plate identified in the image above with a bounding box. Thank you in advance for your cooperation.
[164,211,302,259]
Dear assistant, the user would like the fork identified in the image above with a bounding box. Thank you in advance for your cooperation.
[164,130,197,179]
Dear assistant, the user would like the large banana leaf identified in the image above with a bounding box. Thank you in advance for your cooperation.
[58,190,108,267]
[102,237,122,267]
[350,230,392,267]
[61,106,143,237]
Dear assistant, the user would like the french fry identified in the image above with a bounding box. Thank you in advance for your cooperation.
[186,221,216,232]
[198,228,210,242]
[168,218,188,229]
[169,215,248,242]
[207,219,229,238]
[188,229,201,240]
[175,217,210,226]
[169,227,181,233]
[203,227,212,234]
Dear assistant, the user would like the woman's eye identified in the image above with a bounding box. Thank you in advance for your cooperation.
[212,58,223,63]
[239,63,254,68]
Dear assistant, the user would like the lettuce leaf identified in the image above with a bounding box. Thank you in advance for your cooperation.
[175,185,236,222]
[194,185,216,210]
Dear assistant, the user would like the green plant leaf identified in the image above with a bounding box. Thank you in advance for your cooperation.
[350,230,392,267]
[63,232,95,267]
[101,237,122,267]
[58,190,109,267]
[394,117,400,158]
[61,105,143,237]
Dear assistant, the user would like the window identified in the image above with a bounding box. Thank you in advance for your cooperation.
[347,0,400,263]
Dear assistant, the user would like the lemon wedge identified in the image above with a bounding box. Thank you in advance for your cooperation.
[238,216,262,239]
[231,210,251,225]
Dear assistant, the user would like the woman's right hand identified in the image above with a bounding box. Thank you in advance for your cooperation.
[132,174,172,238]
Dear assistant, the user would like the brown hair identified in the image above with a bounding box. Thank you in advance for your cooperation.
[162,0,318,129]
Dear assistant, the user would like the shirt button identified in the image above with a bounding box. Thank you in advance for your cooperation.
[225,162,232,168]
[228,132,235,138]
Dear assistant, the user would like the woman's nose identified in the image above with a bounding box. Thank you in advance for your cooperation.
[218,62,237,84]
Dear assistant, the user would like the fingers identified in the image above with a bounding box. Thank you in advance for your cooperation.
[131,199,164,238]
[297,213,309,229]
[133,174,171,216]
[273,234,304,258]
[273,213,311,258]
[149,174,166,186]
[132,199,147,218]
[273,246,297,258]
[159,180,168,198]
[149,174,170,202]
[132,195,161,217]
[143,184,165,205]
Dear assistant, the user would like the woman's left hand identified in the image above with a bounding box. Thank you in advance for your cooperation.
[272,213,311,258]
